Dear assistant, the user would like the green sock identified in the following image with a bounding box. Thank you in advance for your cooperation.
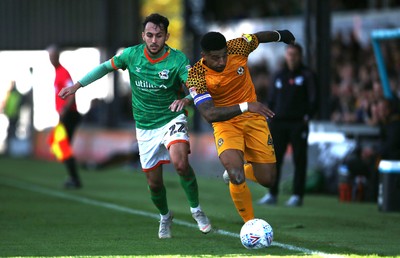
[179,166,199,208]
[149,185,169,215]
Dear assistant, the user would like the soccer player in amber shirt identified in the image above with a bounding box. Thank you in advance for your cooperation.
[187,30,295,223]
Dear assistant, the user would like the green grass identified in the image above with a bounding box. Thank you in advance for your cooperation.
[0,157,399,257]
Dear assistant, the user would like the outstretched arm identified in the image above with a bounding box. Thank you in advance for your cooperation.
[58,82,82,99]
[197,99,275,123]
[255,30,295,44]
[58,60,115,99]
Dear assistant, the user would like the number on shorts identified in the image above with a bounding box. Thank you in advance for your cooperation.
[169,122,186,136]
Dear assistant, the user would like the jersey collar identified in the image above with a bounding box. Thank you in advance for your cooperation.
[144,46,170,64]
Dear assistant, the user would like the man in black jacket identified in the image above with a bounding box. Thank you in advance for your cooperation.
[258,43,318,206]
[375,99,400,160]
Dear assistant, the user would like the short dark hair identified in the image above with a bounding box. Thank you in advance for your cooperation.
[200,32,227,52]
[287,43,303,55]
[143,13,169,33]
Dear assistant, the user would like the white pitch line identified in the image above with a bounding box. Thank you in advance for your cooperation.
[2,177,329,256]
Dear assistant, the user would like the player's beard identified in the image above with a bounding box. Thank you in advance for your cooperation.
[146,44,164,57]
[213,65,226,72]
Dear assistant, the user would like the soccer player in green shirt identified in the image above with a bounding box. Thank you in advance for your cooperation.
[58,13,211,239]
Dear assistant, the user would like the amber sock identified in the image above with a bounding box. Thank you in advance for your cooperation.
[229,181,254,222]
[244,163,257,182]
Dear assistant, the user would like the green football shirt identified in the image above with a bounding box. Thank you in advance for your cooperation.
[112,44,190,130]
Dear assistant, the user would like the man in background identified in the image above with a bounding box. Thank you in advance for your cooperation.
[48,45,83,189]
[258,43,318,207]
[3,81,22,155]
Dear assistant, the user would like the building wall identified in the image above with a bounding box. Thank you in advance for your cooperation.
[0,0,139,50]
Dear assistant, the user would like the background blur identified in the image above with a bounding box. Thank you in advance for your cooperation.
[1,0,400,200]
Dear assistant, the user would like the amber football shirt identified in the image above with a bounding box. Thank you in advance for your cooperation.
[187,34,259,108]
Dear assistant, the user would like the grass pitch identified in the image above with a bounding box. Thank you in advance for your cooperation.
[0,157,399,257]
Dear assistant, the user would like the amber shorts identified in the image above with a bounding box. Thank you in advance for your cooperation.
[212,114,276,163]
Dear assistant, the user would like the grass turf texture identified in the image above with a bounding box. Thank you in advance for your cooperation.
[0,157,399,257]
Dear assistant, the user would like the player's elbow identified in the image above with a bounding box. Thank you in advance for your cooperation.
[198,105,225,123]
[203,115,218,124]
[202,109,224,123]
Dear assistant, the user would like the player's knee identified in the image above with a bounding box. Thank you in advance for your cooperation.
[229,170,246,185]
[172,159,189,175]
[258,172,276,188]
[147,181,163,192]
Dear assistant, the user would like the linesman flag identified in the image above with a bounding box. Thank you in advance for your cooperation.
[47,123,73,161]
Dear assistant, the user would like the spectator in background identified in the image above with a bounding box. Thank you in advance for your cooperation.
[330,80,357,123]
[368,97,400,200]
[370,98,400,160]
[258,43,318,207]
[344,98,400,201]
[47,45,83,189]
[249,61,271,105]
[3,81,22,155]
[329,29,400,126]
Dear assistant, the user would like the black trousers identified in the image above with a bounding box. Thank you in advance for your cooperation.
[60,110,81,141]
[60,110,82,181]
[269,120,309,197]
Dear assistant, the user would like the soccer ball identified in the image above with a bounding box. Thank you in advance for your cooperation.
[240,218,273,249]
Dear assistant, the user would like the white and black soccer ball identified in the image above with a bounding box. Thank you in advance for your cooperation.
[240,218,273,249]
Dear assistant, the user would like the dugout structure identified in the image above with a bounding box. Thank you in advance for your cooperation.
[371,28,400,99]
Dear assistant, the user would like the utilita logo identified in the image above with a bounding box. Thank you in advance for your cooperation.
[135,80,158,89]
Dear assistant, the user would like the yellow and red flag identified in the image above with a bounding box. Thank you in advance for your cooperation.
[47,123,73,162]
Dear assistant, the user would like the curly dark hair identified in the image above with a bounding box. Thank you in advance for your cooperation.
[142,13,169,33]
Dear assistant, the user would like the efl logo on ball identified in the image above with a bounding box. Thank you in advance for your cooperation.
[240,218,273,249]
